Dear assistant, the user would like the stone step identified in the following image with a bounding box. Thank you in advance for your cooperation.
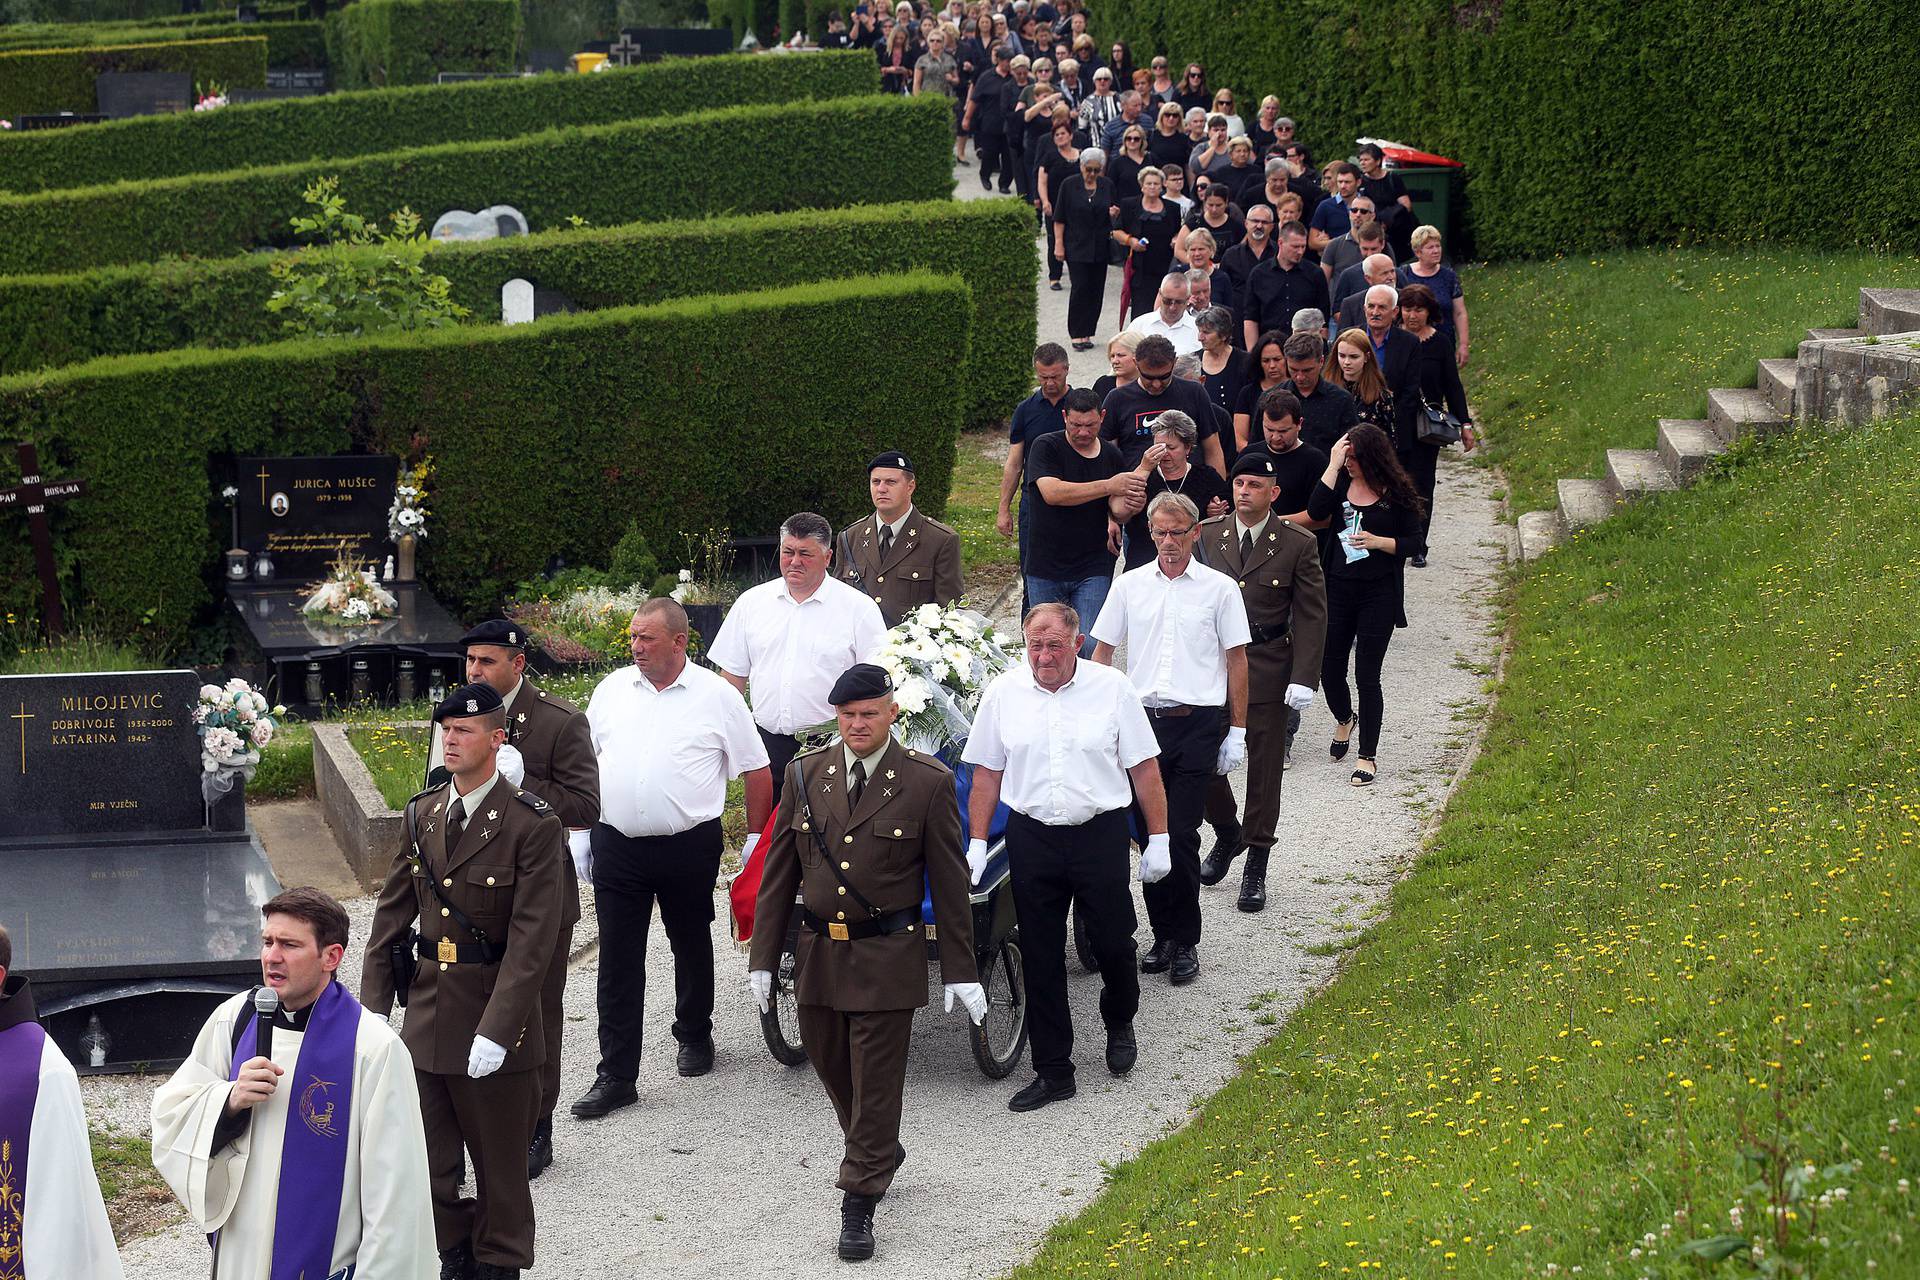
[1860,287,1920,336]
[1516,509,1563,561]
[1706,386,1789,443]
[1757,358,1798,416]
[1556,477,1617,531]
[1656,418,1727,483]
[1806,326,1863,342]
[1605,448,1678,500]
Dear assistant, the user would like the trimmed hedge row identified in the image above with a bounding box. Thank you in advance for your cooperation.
[0,272,973,638]
[0,49,878,196]
[0,20,326,67]
[0,35,267,118]
[1099,0,1920,257]
[0,93,955,273]
[323,0,518,88]
[0,198,1034,425]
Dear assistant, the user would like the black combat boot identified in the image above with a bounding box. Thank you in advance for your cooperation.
[838,1192,878,1261]
[1237,847,1269,913]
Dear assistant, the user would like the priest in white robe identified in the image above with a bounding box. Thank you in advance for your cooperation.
[152,887,435,1280]
[0,924,124,1280]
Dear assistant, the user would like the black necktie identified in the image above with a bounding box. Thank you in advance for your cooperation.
[447,797,466,844]
[878,526,894,561]
[849,760,867,806]
[1241,531,1254,561]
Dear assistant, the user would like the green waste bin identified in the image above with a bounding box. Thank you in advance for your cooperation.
[1394,164,1465,250]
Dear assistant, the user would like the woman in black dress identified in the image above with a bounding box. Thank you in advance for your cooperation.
[1119,411,1231,570]
[1147,100,1189,166]
[1305,423,1426,788]
[1195,307,1249,466]
[1117,166,1180,321]
[1324,329,1394,431]
[1109,123,1151,201]
[1394,283,1478,561]
[1052,147,1120,350]
[1035,119,1083,291]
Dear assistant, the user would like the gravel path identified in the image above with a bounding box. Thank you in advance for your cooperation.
[108,167,1508,1278]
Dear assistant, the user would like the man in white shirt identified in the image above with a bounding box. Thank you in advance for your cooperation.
[709,511,887,807]
[1124,270,1203,355]
[570,599,772,1119]
[1090,492,1250,986]
[963,603,1169,1112]
[0,925,123,1280]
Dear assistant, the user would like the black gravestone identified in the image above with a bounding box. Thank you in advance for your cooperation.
[264,67,329,91]
[15,113,109,130]
[1,668,279,1072]
[619,27,733,60]
[94,71,193,119]
[238,454,396,580]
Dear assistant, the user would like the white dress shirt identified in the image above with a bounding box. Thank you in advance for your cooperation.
[708,575,887,734]
[586,661,769,837]
[1090,558,1251,707]
[1124,308,1202,355]
[962,660,1159,826]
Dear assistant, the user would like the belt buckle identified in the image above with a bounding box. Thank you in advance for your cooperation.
[827,922,850,941]
[437,937,458,964]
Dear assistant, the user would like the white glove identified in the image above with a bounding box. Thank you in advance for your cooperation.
[568,828,593,882]
[943,982,987,1025]
[965,838,991,885]
[741,831,762,867]
[467,1035,506,1079]
[748,970,773,1015]
[1138,832,1172,883]
[1284,683,1315,711]
[496,743,525,787]
[1215,726,1247,775]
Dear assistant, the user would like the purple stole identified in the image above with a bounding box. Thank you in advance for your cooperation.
[0,1019,47,1280]
[223,980,358,1280]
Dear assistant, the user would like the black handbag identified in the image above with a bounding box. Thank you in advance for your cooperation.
[1417,394,1463,447]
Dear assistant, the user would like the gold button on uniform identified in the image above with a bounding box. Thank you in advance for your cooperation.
[1271,579,1280,587]
[439,962,449,972]
[876,575,885,583]
[840,861,851,870]
[911,571,920,579]
[440,907,450,917]
[1238,580,1247,587]
[486,876,496,885]
[844,835,854,844]
[836,911,846,921]
[802,822,810,831]
[837,886,847,895]
[893,828,903,837]
[442,878,452,887]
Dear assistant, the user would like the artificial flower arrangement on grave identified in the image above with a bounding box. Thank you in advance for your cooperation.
[195,677,283,775]
[866,603,1017,754]
[194,81,228,112]
[302,541,399,627]
[387,456,431,541]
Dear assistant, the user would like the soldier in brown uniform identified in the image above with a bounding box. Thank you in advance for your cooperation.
[427,620,601,1180]
[1195,453,1328,911]
[834,451,966,626]
[748,663,987,1262]
[365,682,566,1280]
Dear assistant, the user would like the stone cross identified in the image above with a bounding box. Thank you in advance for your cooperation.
[0,442,87,636]
[606,32,642,65]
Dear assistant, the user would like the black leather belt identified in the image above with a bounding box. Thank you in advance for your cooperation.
[1146,703,1194,718]
[417,936,503,965]
[801,906,921,941]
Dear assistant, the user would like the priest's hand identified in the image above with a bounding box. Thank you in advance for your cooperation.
[467,1036,506,1079]
[966,838,991,885]
[224,1056,283,1114]
[943,982,988,1025]
[496,744,526,787]
[749,970,773,1015]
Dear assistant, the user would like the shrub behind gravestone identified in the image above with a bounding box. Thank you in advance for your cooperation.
[324,0,519,88]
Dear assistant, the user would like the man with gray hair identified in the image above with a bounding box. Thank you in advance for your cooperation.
[1124,269,1202,354]
[1185,266,1214,315]
[710,512,886,806]
[1336,257,1400,334]
[1090,491,1250,986]
[1102,88,1145,153]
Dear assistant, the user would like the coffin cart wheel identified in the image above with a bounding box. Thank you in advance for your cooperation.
[966,930,1028,1079]
[759,940,808,1067]
[1071,901,1100,973]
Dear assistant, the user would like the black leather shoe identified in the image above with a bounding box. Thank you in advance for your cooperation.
[569,1074,637,1119]
[1008,1075,1077,1112]
[439,1242,478,1280]
[475,1265,520,1280]
[1410,553,1427,568]
[1105,1023,1137,1075]
[676,1039,715,1078]
[1169,944,1200,986]
[838,1192,878,1261]
[894,1143,907,1173]
[527,1115,553,1179]
[1198,821,1242,885]
[1139,940,1172,974]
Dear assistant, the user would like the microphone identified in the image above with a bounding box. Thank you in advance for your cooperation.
[253,986,281,1065]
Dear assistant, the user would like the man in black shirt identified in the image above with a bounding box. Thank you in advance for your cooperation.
[1240,222,1329,350]
[1278,330,1359,453]
[1099,335,1226,475]
[1234,389,1327,525]
[1024,388,1144,656]
[964,45,1014,192]
[1220,204,1276,312]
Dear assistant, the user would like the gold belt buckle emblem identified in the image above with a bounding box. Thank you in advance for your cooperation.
[827,922,850,941]
[437,938,458,964]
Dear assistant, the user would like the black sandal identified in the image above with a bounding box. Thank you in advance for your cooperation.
[1329,716,1356,761]
[1350,758,1376,788]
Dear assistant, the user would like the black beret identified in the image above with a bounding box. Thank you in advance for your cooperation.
[1230,453,1279,480]
[868,451,915,474]
[828,662,895,706]
[459,619,527,650]
[433,682,504,723]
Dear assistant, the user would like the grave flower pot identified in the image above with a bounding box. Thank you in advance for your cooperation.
[204,768,248,832]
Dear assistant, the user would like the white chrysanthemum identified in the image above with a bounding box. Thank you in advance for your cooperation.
[914,603,943,627]
[893,676,930,715]
[928,661,950,683]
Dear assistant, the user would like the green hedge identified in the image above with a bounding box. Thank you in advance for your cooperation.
[0,93,954,273]
[0,199,1033,424]
[0,49,878,195]
[0,20,326,66]
[1099,0,1920,257]
[0,35,267,117]
[0,272,972,638]
[323,0,517,88]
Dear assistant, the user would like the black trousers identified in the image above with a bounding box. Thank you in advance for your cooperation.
[1136,706,1225,948]
[760,725,802,809]
[1321,580,1396,758]
[1399,443,1439,540]
[1006,807,1137,1083]
[977,131,1010,190]
[1007,129,1030,199]
[590,818,724,1082]
[1065,260,1108,340]
[1044,213,1063,281]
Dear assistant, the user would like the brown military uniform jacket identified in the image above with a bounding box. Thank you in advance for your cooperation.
[362,775,565,1076]
[834,508,965,627]
[505,678,598,929]
[1197,514,1328,702]
[749,738,977,1010]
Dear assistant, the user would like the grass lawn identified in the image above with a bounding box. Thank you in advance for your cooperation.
[1469,246,1920,515]
[1011,417,1920,1276]
[948,425,1020,571]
